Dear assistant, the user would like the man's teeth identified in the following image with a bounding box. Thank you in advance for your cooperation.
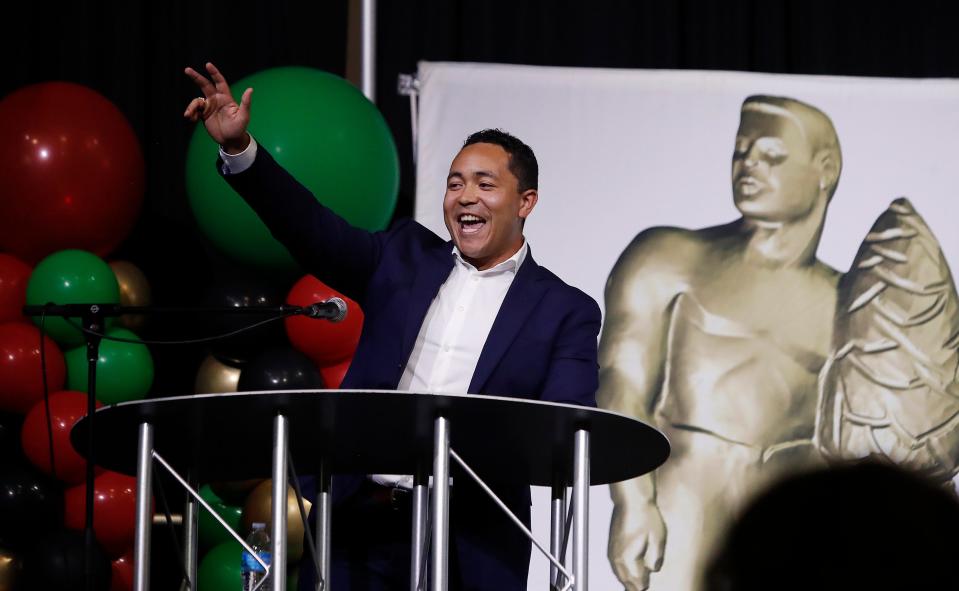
[460,215,484,223]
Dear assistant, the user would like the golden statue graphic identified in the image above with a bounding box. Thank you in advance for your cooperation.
[599,95,843,591]
[817,197,959,481]
[600,94,959,591]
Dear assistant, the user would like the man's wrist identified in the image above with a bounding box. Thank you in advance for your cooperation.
[219,135,257,175]
[222,133,251,155]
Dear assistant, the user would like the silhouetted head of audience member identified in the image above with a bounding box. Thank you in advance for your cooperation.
[703,461,959,591]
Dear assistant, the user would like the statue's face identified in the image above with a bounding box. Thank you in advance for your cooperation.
[731,107,822,222]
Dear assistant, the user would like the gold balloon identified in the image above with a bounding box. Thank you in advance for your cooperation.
[0,546,21,591]
[109,260,152,331]
[194,354,241,394]
[241,480,311,563]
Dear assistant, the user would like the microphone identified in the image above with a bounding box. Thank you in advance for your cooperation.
[305,297,348,322]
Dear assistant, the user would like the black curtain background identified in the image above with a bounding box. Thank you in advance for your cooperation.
[2,0,957,584]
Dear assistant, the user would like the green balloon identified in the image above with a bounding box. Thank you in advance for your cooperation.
[65,327,153,404]
[198,485,244,550]
[185,66,400,271]
[25,249,120,346]
[198,539,298,590]
[198,540,242,591]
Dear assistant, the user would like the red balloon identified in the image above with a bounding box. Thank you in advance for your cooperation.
[319,356,352,389]
[0,82,145,263]
[0,322,66,413]
[21,390,103,484]
[285,275,364,364]
[110,552,134,591]
[64,470,143,557]
[0,253,31,322]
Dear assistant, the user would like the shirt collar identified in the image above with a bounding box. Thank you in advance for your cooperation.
[452,240,528,275]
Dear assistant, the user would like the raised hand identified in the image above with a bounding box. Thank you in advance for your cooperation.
[608,500,667,591]
[183,62,253,154]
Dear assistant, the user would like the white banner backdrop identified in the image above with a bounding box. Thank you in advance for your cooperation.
[412,61,959,590]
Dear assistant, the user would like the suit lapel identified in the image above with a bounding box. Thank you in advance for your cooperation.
[401,242,455,362]
[468,253,549,393]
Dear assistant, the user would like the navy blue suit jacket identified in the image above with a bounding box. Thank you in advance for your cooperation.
[224,147,601,587]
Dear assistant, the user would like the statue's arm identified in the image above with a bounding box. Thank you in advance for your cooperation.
[598,228,689,590]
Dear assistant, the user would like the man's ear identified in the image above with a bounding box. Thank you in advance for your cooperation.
[518,189,538,220]
[815,150,840,196]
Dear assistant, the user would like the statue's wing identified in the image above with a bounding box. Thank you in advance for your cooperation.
[817,197,959,481]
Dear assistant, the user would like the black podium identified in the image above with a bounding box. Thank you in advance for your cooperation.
[73,389,669,591]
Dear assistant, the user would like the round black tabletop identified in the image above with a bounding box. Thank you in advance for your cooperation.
[72,390,669,487]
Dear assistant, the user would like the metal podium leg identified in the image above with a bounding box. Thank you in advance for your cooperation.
[550,484,567,589]
[134,422,154,591]
[182,474,199,591]
[572,430,590,591]
[431,417,450,591]
[315,465,331,591]
[410,473,429,591]
[272,415,289,591]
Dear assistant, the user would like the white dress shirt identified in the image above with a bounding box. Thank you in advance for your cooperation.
[397,242,528,393]
[221,137,530,489]
[376,243,528,488]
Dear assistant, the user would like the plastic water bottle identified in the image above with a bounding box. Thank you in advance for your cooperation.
[241,522,272,590]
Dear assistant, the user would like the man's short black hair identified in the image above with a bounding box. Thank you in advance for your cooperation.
[463,129,538,192]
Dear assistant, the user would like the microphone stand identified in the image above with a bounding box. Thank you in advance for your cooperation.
[21,301,334,591]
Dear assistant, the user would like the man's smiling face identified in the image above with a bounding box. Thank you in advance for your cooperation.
[443,142,537,270]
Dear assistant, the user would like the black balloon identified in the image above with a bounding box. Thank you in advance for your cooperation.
[21,529,110,591]
[201,273,288,365]
[237,347,325,392]
[0,463,63,546]
[0,411,24,461]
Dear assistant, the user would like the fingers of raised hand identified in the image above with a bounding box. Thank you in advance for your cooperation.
[183,96,209,122]
[184,66,216,96]
[205,62,233,97]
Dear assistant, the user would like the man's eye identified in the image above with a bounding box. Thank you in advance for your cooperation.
[448,183,462,190]
[480,183,493,189]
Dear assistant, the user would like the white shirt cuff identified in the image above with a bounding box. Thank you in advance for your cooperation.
[219,136,258,175]
[370,473,416,489]
[368,474,451,490]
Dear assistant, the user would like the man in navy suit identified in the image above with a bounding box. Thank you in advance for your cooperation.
[185,62,600,590]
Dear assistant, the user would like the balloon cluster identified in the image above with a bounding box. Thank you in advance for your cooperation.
[192,272,363,590]
[0,63,397,590]
[0,81,149,590]
[196,480,309,590]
